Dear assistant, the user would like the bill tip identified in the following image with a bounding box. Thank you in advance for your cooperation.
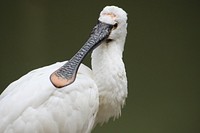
[50,72,74,88]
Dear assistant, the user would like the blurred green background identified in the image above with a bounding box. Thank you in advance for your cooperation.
[0,0,199,133]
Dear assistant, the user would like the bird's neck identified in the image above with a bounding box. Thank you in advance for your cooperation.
[91,39,127,124]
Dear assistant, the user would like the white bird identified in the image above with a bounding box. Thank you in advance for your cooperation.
[0,6,128,133]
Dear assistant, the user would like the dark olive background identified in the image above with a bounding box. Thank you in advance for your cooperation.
[0,0,199,133]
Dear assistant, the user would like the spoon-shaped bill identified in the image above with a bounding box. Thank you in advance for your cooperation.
[50,21,113,88]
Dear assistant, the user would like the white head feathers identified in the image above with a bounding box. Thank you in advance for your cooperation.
[98,6,127,25]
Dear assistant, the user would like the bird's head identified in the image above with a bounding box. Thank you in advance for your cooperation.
[50,6,127,88]
[98,6,128,42]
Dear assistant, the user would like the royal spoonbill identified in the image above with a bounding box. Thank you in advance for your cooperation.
[0,5,128,133]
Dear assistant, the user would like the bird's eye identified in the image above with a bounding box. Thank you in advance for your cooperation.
[106,39,113,43]
[113,23,118,29]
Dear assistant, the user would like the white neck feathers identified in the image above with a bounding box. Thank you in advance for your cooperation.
[91,39,127,124]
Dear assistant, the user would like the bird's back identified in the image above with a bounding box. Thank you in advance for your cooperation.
[0,61,99,133]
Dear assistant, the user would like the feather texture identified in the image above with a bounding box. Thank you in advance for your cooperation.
[0,62,99,133]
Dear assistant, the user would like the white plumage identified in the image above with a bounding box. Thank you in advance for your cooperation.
[0,6,128,133]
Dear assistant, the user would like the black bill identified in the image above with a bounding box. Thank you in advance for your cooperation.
[50,21,113,88]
